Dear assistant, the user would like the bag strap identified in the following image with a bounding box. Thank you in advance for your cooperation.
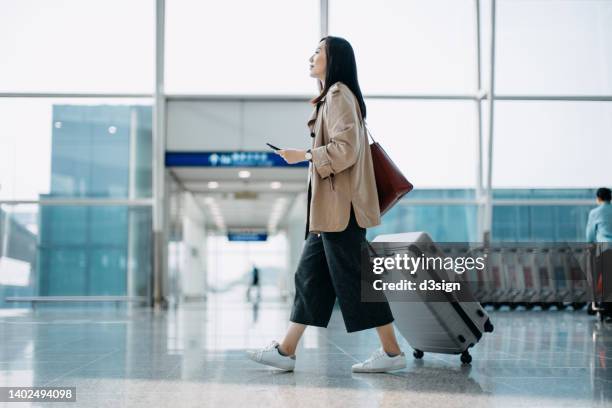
[364,121,377,144]
[354,99,377,144]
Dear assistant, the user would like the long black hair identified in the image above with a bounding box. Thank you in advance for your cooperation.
[311,36,367,119]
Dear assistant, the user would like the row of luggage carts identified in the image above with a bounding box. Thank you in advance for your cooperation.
[458,245,603,314]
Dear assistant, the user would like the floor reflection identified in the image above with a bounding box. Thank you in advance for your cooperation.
[0,290,611,407]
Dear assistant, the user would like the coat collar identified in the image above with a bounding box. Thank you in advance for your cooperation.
[307,83,341,135]
[319,82,341,102]
[307,104,320,136]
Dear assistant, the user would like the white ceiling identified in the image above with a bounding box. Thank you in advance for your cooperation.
[170,167,308,232]
[172,167,307,193]
[167,100,314,151]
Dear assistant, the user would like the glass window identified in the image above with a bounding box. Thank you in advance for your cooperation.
[0,204,152,308]
[493,189,597,200]
[366,99,478,188]
[166,0,319,94]
[329,0,477,94]
[492,204,592,242]
[367,203,478,242]
[0,0,155,93]
[0,98,152,200]
[496,0,612,95]
[492,101,612,188]
[404,189,476,200]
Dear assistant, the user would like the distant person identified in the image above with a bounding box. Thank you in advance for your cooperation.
[586,188,612,243]
[587,188,612,322]
[246,264,261,302]
[246,36,405,373]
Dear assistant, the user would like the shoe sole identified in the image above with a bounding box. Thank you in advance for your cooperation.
[352,363,407,373]
[246,353,295,372]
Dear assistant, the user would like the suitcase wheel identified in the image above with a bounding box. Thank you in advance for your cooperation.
[460,351,472,365]
[413,349,424,359]
[484,319,494,333]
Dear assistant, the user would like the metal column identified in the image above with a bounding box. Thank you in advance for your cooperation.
[483,0,497,242]
[320,0,329,37]
[474,0,485,240]
[153,0,168,308]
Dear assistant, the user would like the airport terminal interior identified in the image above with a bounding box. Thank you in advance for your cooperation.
[1,0,612,407]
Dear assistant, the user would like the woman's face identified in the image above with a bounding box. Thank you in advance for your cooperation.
[309,41,326,81]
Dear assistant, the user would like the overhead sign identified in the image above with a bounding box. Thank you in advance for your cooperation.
[165,151,309,168]
[227,232,268,242]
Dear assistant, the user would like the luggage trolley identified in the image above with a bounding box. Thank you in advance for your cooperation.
[487,247,508,309]
[467,245,490,305]
[550,248,571,309]
[534,247,556,310]
[523,245,552,310]
[448,244,482,301]
[566,246,589,311]
[503,248,523,310]
[516,246,539,309]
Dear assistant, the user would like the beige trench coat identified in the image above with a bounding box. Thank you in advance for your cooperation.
[305,81,381,237]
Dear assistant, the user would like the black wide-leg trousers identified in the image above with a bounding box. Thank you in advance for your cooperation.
[290,205,394,333]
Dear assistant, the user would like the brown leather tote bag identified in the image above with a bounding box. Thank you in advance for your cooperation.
[364,124,414,216]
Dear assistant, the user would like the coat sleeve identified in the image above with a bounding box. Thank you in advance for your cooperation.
[310,86,361,179]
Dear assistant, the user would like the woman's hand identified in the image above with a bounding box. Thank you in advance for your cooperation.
[276,149,308,164]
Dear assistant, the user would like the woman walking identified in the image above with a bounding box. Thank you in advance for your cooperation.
[247,36,406,373]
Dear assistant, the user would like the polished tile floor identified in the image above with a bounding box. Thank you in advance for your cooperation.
[1,292,611,408]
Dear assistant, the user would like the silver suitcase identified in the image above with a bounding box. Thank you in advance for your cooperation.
[371,232,494,364]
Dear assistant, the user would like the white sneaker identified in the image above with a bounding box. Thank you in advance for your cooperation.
[351,347,407,373]
[246,341,296,371]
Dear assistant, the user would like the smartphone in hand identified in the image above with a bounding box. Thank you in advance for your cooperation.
[266,142,282,151]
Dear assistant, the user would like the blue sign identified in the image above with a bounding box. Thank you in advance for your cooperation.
[165,151,309,167]
[227,232,268,242]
